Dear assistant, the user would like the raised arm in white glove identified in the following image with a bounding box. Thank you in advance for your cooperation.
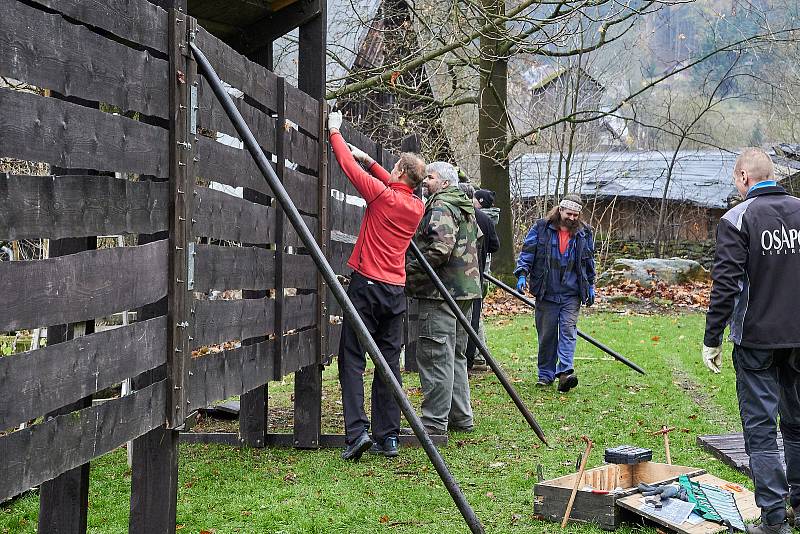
[702,345,722,374]
[327,110,343,132]
[347,143,373,165]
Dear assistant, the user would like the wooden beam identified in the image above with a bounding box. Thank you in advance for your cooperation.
[235,0,321,55]
[239,46,274,449]
[292,6,326,450]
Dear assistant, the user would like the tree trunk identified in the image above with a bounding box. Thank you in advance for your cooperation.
[478,0,513,277]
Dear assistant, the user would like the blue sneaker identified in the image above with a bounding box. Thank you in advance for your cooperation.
[369,436,399,458]
[341,431,373,461]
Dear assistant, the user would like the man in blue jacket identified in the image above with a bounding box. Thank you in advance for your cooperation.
[703,148,800,534]
[514,194,596,392]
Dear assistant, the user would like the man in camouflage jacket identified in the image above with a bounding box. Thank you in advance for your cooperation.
[406,162,482,434]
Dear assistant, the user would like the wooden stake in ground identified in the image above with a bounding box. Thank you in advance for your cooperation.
[562,436,594,528]
[652,426,675,464]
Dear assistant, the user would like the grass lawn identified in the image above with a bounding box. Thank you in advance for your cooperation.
[1,310,748,534]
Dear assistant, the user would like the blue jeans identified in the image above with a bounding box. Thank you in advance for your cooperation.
[535,297,580,383]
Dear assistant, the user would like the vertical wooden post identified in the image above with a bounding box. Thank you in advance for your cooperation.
[38,237,95,534]
[129,7,194,532]
[239,45,274,448]
[293,6,327,449]
[275,77,287,382]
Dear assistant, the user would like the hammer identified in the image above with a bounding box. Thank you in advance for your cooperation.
[652,426,675,464]
[562,436,594,528]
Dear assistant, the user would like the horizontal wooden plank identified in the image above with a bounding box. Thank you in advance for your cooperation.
[330,200,365,236]
[341,122,378,161]
[284,168,318,215]
[0,1,169,118]
[284,85,319,140]
[195,27,278,113]
[180,432,240,446]
[329,235,355,274]
[0,88,168,178]
[283,213,319,248]
[283,127,319,173]
[188,338,275,409]
[0,175,169,240]
[192,298,275,348]
[193,186,275,244]
[328,157,350,193]
[196,78,276,154]
[25,0,168,53]
[0,380,166,503]
[0,316,167,430]
[0,240,168,331]
[283,294,317,333]
[193,245,276,292]
[196,135,271,196]
[279,327,318,376]
[260,432,447,448]
[283,253,319,290]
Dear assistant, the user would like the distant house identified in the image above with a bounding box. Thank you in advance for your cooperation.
[773,144,800,197]
[511,150,740,242]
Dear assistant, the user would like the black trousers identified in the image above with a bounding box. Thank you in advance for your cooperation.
[465,298,482,367]
[733,345,800,523]
[338,272,406,444]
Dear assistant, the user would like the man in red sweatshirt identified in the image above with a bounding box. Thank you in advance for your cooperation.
[327,111,426,460]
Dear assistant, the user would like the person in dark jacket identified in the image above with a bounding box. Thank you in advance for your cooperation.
[456,183,500,370]
[703,147,800,534]
[514,194,596,392]
[328,111,426,461]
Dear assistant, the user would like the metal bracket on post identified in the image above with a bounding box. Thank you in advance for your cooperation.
[166,10,197,428]
[317,100,330,365]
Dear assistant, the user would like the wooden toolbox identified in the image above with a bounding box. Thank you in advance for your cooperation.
[534,462,705,530]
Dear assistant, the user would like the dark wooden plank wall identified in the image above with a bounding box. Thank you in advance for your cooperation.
[0,175,169,241]
[0,0,169,119]
[0,88,169,179]
[189,340,275,410]
[0,2,401,519]
[0,317,168,430]
[193,185,277,244]
[0,240,169,331]
[0,381,167,503]
[23,0,169,53]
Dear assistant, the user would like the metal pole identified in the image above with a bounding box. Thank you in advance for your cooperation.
[408,242,548,446]
[190,43,484,534]
[482,272,646,375]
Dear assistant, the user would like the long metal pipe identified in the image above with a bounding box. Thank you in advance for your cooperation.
[482,272,646,375]
[190,43,485,534]
[408,242,548,446]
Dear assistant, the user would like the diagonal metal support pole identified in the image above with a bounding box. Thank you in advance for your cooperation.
[408,242,548,446]
[190,42,484,534]
[482,271,646,375]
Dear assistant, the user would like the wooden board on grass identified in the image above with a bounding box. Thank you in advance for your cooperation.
[616,473,759,534]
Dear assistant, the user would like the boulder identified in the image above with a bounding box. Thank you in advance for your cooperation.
[597,258,710,286]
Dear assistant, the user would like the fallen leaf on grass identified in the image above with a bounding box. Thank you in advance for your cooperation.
[489,462,506,469]
[380,515,389,523]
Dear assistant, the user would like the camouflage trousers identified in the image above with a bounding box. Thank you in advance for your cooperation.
[416,298,474,432]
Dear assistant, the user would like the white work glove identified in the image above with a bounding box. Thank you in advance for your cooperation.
[347,143,372,164]
[327,110,343,131]
[702,345,723,374]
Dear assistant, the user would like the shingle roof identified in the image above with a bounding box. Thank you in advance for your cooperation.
[511,150,739,209]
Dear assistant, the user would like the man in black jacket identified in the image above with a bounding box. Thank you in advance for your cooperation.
[457,182,500,370]
[703,147,800,534]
